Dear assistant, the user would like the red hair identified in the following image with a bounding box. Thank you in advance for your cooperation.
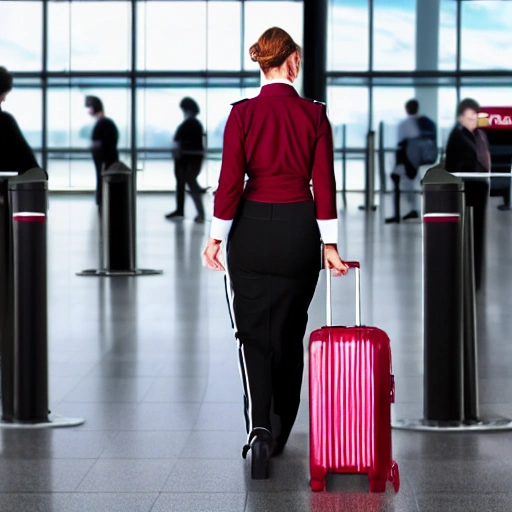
[249,27,300,73]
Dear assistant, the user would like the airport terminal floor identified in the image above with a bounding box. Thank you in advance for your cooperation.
[1,191,511,512]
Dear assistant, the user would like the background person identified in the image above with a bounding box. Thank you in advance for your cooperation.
[85,96,119,210]
[202,27,348,480]
[386,99,437,223]
[0,66,39,173]
[165,97,206,223]
[445,98,490,290]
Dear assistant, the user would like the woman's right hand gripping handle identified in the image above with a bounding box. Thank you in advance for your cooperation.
[323,243,349,277]
[202,238,225,271]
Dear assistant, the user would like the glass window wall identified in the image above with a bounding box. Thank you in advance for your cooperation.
[135,85,259,191]
[47,85,130,150]
[48,2,131,71]
[328,0,369,71]
[47,84,131,189]
[137,1,207,71]
[207,2,242,71]
[438,87,458,149]
[438,0,457,71]
[0,1,42,71]
[1,85,42,150]
[243,2,303,70]
[373,0,416,71]
[1,0,511,192]
[460,0,512,70]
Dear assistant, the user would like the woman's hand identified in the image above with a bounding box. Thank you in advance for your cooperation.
[202,238,225,271]
[324,244,349,277]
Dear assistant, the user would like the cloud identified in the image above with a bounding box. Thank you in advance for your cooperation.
[329,2,511,71]
[328,6,369,69]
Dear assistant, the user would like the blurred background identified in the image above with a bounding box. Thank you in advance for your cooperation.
[1,0,511,192]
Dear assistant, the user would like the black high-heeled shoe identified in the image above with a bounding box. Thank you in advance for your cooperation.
[242,428,272,480]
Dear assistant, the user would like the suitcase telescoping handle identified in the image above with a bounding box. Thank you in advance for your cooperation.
[325,259,361,327]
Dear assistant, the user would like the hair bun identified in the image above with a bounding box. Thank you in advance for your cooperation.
[249,43,261,62]
[249,27,300,72]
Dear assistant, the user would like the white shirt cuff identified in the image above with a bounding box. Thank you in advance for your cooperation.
[317,219,338,244]
[210,217,233,241]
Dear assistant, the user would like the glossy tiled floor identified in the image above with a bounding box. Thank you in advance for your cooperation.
[1,191,512,512]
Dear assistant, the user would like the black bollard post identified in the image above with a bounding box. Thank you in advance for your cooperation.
[77,162,162,277]
[0,169,84,429]
[341,124,347,207]
[12,212,48,421]
[378,121,387,193]
[393,167,512,431]
[359,131,377,211]
[422,167,465,424]
[463,206,479,423]
[0,173,16,421]
[102,164,135,273]
[8,171,49,422]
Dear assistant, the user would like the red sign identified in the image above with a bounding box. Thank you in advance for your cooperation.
[478,107,512,130]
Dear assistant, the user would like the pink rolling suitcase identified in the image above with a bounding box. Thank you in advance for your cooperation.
[309,261,400,492]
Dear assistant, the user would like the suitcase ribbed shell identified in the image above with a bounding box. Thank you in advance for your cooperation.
[309,326,399,492]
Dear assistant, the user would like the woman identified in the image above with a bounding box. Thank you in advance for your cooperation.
[166,97,206,223]
[202,27,348,479]
[445,98,490,290]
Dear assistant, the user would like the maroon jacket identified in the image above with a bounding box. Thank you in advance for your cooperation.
[213,83,337,232]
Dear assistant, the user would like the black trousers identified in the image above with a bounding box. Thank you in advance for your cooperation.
[174,156,204,217]
[227,200,321,439]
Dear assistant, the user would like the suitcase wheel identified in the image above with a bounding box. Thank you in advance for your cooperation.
[390,461,400,493]
[310,478,325,492]
[369,478,386,493]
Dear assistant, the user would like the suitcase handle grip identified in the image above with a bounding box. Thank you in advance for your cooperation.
[325,259,361,327]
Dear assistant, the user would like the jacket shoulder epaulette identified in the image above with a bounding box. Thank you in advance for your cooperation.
[231,98,249,106]
[305,98,326,106]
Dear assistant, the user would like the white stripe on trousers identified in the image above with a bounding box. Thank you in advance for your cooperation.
[223,244,253,439]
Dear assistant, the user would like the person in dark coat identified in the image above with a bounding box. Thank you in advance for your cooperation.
[202,27,348,480]
[85,96,119,209]
[0,66,39,174]
[165,97,206,223]
[445,98,491,290]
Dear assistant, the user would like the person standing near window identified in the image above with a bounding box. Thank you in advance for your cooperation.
[85,96,119,210]
[165,97,206,223]
[0,66,39,174]
[202,27,348,480]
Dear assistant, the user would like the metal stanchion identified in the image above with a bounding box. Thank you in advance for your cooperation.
[341,124,347,208]
[463,206,479,423]
[0,172,16,422]
[0,168,84,429]
[359,131,377,211]
[393,167,512,432]
[508,168,512,210]
[77,162,162,277]
[378,121,387,193]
